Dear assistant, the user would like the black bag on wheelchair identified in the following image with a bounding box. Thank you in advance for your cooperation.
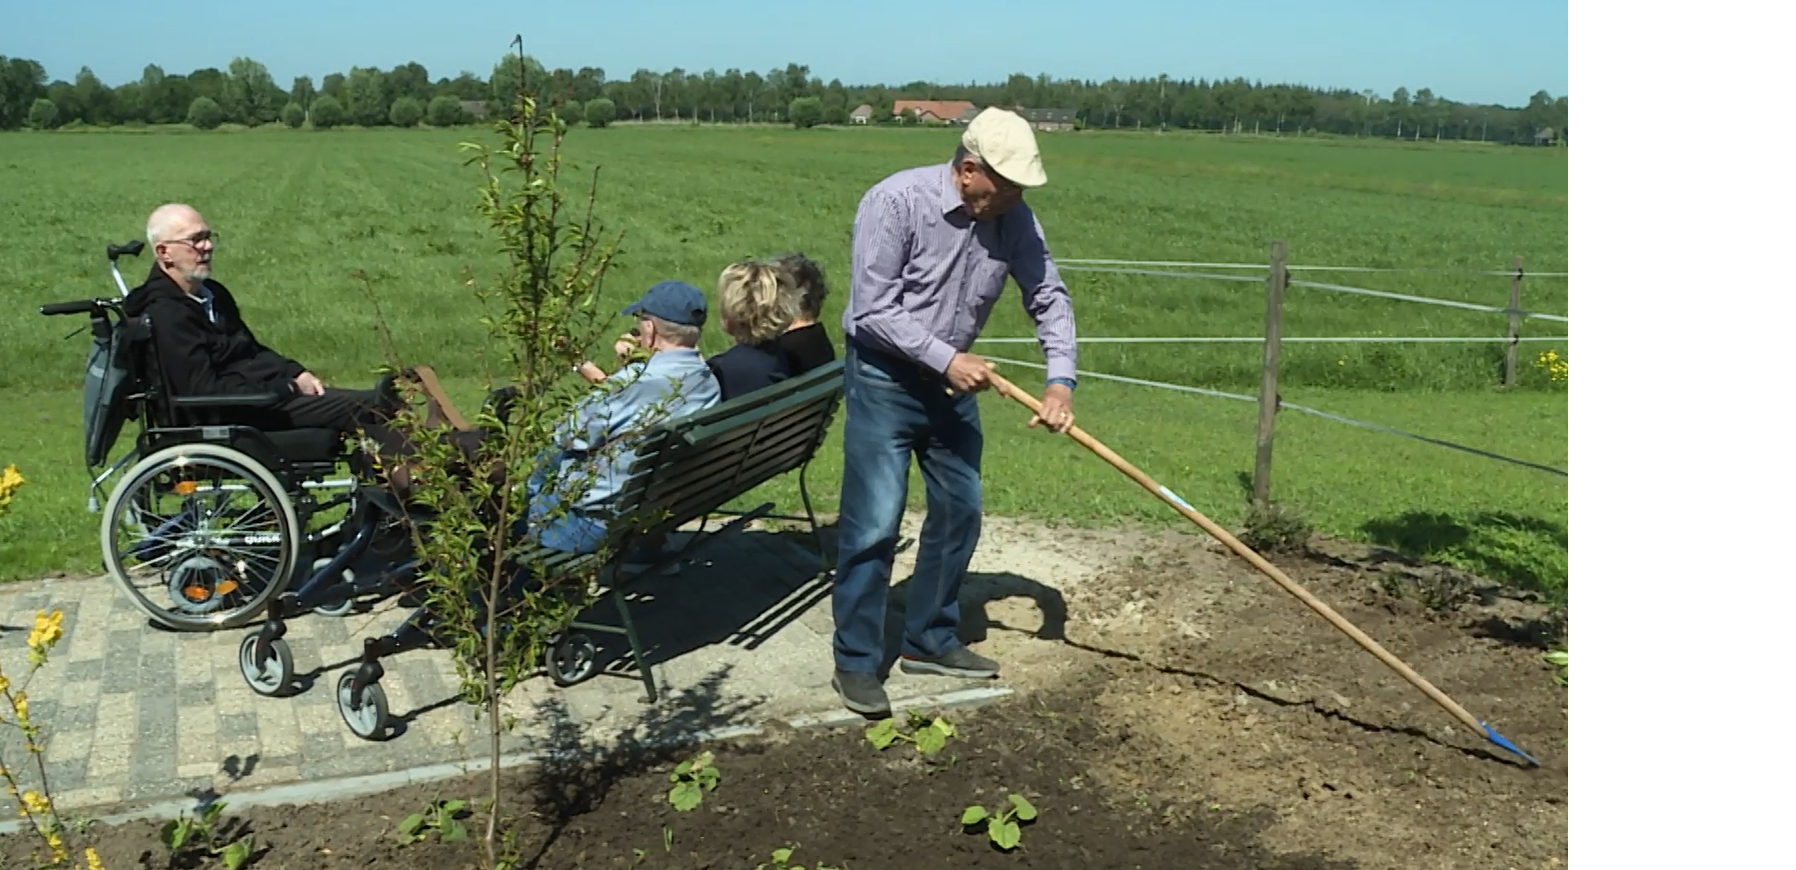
[81,314,139,470]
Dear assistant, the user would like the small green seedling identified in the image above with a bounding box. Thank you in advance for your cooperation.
[668,750,720,811]
[160,801,254,869]
[866,709,956,757]
[755,845,848,870]
[397,798,471,844]
[960,793,1038,851]
[1543,650,1567,685]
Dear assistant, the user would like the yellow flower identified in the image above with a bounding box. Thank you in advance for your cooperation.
[86,846,106,870]
[27,610,64,653]
[12,691,28,724]
[20,790,50,816]
[0,464,22,515]
[0,672,9,694]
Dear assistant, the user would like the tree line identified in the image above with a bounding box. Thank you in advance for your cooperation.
[0,54,1568,143]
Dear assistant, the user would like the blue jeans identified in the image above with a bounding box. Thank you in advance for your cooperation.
[832,342,983,674]
[524,461,611,555]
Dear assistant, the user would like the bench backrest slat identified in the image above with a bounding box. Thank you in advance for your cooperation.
[606,360,844,536]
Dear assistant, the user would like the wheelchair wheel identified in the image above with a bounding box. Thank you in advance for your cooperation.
[100,443,301,631]
[546,631,601,687]
[336,672,389,741]
[238,634,295,697]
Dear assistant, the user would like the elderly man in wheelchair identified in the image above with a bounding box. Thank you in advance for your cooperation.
[41,204,462,637]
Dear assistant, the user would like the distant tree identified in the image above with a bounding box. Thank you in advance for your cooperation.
[186,96,224,130]
[308,94,344,129]
[426,94,464,126]
[27,97,57,129]
[1,57,50,129]
[290,75,316,110]
[489,54,550,109]
[559,99,582,124]
[789,95,823,128]
[224,57,281,125]
[345,66,389,126]
[388,96,424,127]
[281,102,305,128]
[584,97,616,127]
[321,72,346,101]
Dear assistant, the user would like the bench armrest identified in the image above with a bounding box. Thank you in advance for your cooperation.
[171,393,284,409]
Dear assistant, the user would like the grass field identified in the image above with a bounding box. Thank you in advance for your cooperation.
[0,125,1568,598]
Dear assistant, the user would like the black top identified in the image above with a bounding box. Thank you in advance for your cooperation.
[777,323,836,375]
[121,263,307,398]
[707,341,791,401]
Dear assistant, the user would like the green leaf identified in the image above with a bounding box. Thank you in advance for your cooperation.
[674,759,693,776]
[441,820,469,843]
[932,716,956,738]
[398,813,425,836]
[669,781,703,811]
[960,805,988,826]
[159,819,181,849]
[168,820,191,851]
[1008,793,1038,821]
[221,840,251,870]
[1542,651,1568,667]
[913,726,946,757]
[990,818,1022,850]
[202,802,226,825]
[772,847,794,863]
[866,719,899,749]
[441,799,470,815]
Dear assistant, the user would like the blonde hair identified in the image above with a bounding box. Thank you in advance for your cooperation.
[716,261,800,345]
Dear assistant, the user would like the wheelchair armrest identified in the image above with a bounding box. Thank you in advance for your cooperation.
[171,393,284,409]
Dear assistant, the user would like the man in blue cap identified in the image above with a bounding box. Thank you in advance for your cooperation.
[526,280,723,559]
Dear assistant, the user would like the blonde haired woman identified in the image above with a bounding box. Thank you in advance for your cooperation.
[706,260,801,400]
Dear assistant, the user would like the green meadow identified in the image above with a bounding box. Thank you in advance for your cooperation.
[0,125,1568,598]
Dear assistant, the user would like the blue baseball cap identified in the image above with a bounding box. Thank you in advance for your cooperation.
[623,280,707,327]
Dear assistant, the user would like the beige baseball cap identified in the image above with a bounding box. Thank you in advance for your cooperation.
[961,107,1047,188]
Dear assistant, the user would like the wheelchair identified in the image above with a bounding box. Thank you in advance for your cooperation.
[40,241,423,647]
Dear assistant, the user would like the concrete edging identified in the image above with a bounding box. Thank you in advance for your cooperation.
[0,684,1016,835]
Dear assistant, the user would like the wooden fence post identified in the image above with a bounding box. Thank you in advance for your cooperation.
[1504,256,1524,387]
[1252,240,1287,509]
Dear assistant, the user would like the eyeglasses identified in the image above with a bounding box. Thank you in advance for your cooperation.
[164,230,218,247]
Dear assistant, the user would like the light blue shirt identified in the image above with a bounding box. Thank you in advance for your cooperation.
[541,348,722,512]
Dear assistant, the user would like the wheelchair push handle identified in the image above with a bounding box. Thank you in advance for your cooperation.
[41,299,108,316]
[107,240,145,261]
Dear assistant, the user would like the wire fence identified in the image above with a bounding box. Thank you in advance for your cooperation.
[1056,264,1571,324]
[1059,258,1571,278]
[982,355,1568,479]
[974,335,1571,345]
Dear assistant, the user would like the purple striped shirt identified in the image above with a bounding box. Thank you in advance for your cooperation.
[843,162,1078,383]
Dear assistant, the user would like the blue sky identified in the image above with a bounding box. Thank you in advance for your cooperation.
[4,0,1566,108]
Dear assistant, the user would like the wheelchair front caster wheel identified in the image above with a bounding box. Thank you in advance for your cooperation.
[336,672,389,741]
[239,634,295,697]
[310,559,356,617]
[546,632,600,687]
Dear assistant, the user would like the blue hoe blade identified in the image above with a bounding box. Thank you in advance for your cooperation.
[1481,721,1541,767]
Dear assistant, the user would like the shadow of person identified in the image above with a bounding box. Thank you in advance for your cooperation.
[874,570,1068,677]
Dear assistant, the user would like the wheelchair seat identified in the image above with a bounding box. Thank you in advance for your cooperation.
[263,427,345,463]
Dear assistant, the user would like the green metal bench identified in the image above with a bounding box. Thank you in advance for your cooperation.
[523,358,845,702]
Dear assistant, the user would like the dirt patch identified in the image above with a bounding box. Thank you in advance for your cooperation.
[1005,532,1570,870]
[3,527,1567,870]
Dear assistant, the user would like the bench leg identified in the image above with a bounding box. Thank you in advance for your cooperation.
[612,588,658,704]
[798,460,830,576]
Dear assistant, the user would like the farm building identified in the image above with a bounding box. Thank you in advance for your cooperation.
[1018,107,1078,131]
[849,104,873,124]
[892,99,977,124]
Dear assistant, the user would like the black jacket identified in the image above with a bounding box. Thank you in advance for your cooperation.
[121,264,307,398]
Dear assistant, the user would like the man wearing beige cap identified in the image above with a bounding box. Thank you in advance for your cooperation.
[831,106,1079,716]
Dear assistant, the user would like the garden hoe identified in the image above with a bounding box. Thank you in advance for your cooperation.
[984,369,1542,769]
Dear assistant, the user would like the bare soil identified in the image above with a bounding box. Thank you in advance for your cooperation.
[3,526,1568,870]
